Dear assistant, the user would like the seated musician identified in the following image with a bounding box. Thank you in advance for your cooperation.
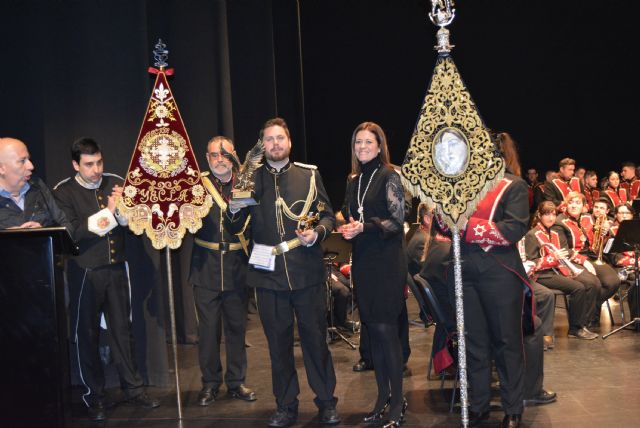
[554,192,621,327]
[584,170,600,213]
[524,201,599,339]
[603,171,630,209]
[609,204,638,318]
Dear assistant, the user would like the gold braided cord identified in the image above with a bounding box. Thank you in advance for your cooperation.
[276,170,317,225]
[401,55,504,229]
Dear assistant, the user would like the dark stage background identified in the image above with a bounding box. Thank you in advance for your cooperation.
[2,0,638,386]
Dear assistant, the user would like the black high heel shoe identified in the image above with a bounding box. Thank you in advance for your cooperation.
[363,396,391,423]
[382,398,408,428]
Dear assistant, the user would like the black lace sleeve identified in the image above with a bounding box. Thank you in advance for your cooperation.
[378,172,405,235]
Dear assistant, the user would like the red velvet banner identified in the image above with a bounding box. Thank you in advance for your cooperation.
[117,68,212,249]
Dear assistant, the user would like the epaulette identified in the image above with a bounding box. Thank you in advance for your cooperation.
[53,177,72,190]
[293,161,317,170]
[201,171,210,177]
[103,172,125,181]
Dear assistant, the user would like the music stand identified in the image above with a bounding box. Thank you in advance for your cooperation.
[321,232,357,349]
[603,219,640,339]
[632,199,640,219]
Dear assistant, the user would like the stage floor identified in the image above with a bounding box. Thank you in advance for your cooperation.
[67,293,640,427]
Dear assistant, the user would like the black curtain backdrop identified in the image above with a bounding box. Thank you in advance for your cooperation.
[2,0,638,386]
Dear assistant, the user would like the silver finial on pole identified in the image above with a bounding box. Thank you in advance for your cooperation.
[153,39,169,68]
[429,0,456,54]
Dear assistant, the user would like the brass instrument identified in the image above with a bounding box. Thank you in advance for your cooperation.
[591,215,607,265]
[543,242,584,277]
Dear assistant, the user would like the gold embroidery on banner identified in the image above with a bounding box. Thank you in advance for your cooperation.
[139,128,189,178]
[401,56,504,229]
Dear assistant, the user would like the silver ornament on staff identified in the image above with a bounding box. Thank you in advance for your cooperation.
[401,2,505,427]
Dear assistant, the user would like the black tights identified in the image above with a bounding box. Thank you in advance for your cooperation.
[367,321,404,418]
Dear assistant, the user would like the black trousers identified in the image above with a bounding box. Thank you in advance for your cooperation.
[536,270,599,330]
[256,284,337,412]
[193,286,248,389]
[456,260,524,415]
[70,262,143,407]
[593,263,621,317]
[523,315,544,400]
[532,282,555,337]
[358,301,411,365]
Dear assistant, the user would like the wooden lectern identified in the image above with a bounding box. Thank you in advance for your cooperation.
[0,227,76,428]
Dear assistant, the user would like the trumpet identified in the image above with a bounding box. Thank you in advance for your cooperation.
[543,242,584,277]
[591,215,607,265]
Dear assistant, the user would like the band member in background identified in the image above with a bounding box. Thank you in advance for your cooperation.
[524,201,599,339]
[226,118,339,428]
[543,158,584,210]
[603,171,629,209]
[575,166,586,186]
[583,170,600,212]
[526,168,544,214]
[448,132,531,428]
[340,122,407,428]
[554,192,621,328]
[189,136,256,407]
[610,204,638,318]
[0,137,71,229]
[620,162,640,200]
[53,138,160,421]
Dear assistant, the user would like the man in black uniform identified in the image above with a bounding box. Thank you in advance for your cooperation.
[189,136,256,406]
[226,118,340,427]
[0,137,69,229]
[54,138,160,421]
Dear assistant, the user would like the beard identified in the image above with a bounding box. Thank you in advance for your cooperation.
[265,146,291,162]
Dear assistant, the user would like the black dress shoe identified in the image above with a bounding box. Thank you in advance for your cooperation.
[319,406,341,425]
[501,414,521,428]
[363,396,390,423]
[128,392,161,409]
[197,386,218,406]
[468,409,490,427]
[353,359,374,372]
[228,384,257,402]
[268,409,297,428]
[523,389,557,406]
[87,402,107,422]
[381,397,408,428]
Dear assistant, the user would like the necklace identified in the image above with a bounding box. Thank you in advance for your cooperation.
[356,167,378,222]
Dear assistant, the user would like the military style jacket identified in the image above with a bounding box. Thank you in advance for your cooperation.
[54,174,126,269]
[225,162,335,291]
[189,174,248,292]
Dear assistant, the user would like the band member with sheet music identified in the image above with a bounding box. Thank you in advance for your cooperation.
[543,158,584,209]
[603,171,629,209]
[340,122,407,428]
[553,192,621,327]
[524,201,599,339]
[226,118,339,428]
[189,136,256,407]
[0,137,70,230]
[620,162,640,200]
[610,204,638,318]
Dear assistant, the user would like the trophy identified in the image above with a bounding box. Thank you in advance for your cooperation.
[221,139,265,206]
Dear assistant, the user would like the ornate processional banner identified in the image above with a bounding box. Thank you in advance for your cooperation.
[401,54,504,230]
[117,41,212,249]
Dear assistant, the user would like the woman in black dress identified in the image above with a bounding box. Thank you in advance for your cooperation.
[340,122,407,427]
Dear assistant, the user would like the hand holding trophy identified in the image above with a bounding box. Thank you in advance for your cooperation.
[295,210,321,247]
[223,139,265,210]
